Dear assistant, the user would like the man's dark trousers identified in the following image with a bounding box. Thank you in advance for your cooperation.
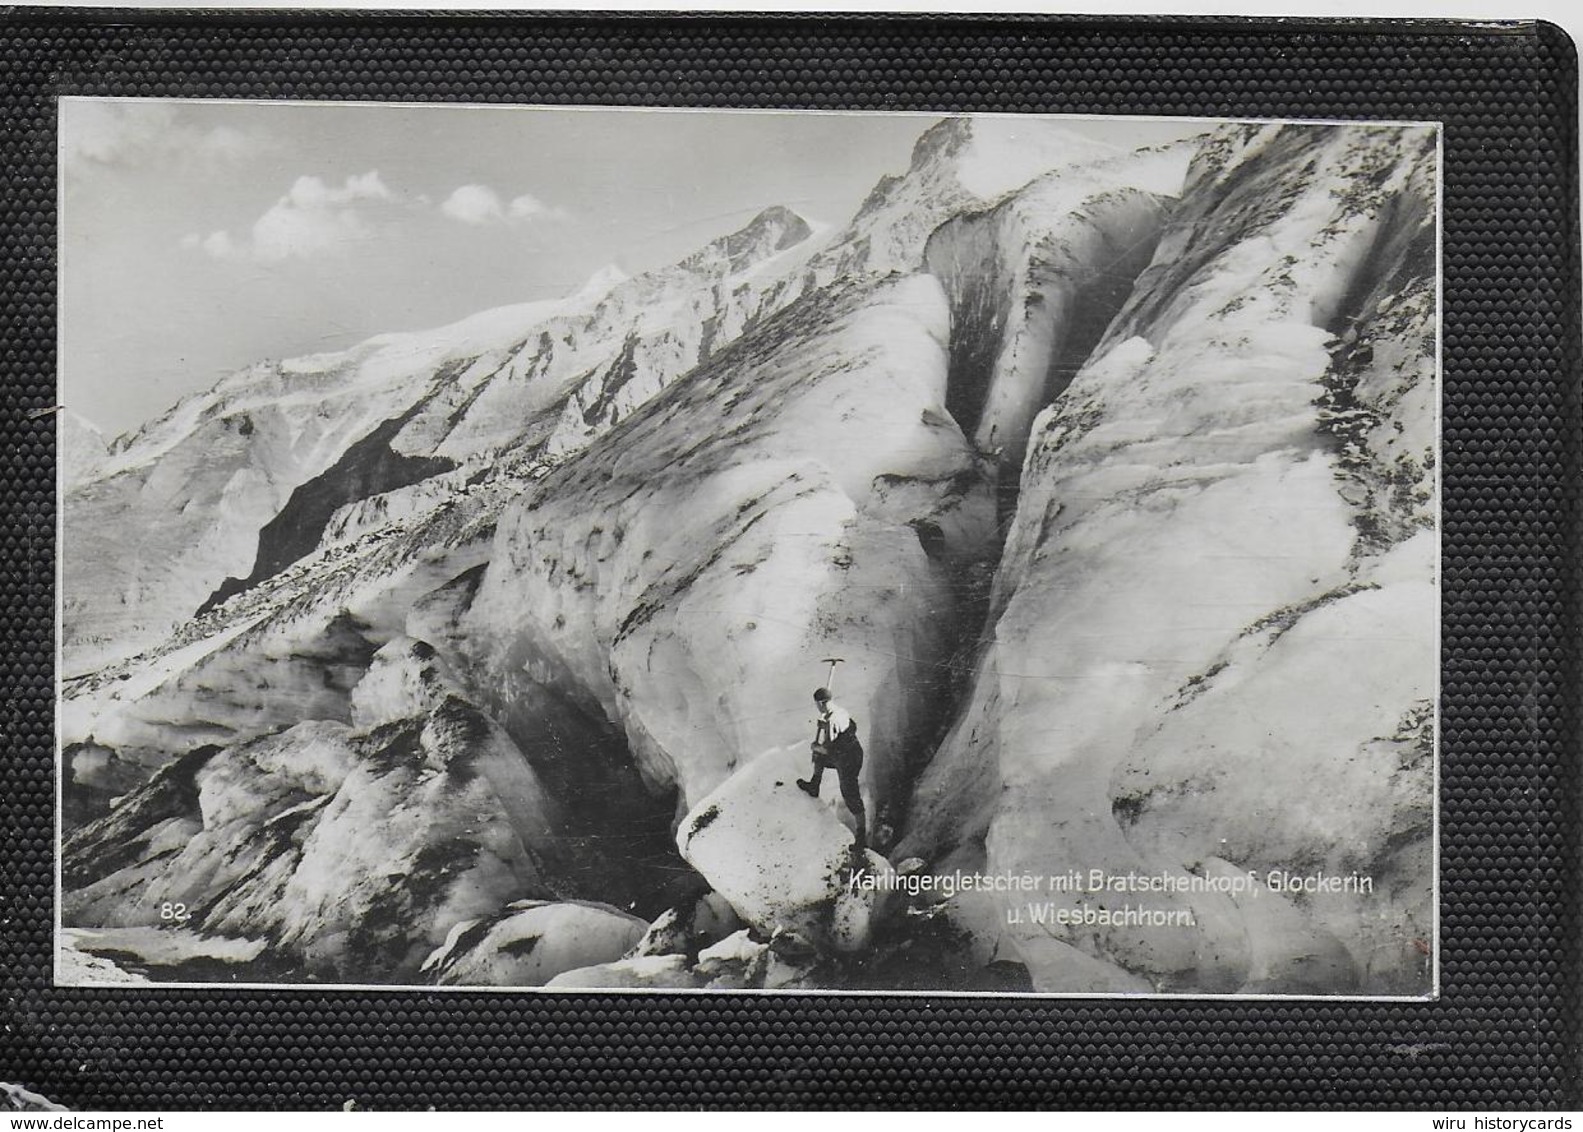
[808,739,866,844]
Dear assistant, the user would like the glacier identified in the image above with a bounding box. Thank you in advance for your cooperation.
[59,117,1437,994]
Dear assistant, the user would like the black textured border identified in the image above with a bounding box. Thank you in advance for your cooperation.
[3,11,1578,1110]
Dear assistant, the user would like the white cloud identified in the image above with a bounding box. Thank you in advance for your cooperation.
[178,229,240,259]
[61,101,262,175]
[442,183,569,227]
[508,192,564,221]
[441,184,505,225]
[62,102,175,167]
[202,125,254,165]
[281,170,392,209]
[252,203,367,262]
[180,170,560,267]
[183,171,394,263]
[202,231,237,259]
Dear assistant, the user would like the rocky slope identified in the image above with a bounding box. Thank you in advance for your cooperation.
[59,118,1437,994]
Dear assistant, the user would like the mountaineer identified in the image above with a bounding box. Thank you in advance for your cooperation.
[797,686,868,850]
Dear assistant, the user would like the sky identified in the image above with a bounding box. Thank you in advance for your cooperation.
[60,100,1199,437]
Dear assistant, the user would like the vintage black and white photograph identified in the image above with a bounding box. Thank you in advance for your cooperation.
[56,100,1439,996]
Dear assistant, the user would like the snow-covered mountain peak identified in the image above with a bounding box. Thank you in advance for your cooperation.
[907,116,975,169]
[59,408,109,489]
[907,115,1128,201]
[572,263,630,303]
[363,298,567,358]
[679,205,813,274]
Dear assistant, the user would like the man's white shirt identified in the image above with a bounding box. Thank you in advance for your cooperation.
[823,703,855,737]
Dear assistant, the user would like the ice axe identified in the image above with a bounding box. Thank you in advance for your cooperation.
[820,656,845,693]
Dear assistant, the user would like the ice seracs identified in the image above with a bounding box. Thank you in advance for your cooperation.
[901,122,1438,993]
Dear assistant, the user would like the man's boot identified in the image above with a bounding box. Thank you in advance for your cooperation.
[796,777,820,797]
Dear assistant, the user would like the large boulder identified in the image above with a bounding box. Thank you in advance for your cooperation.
[544,954,703,990]
[629,891,742,960]
[677,745,895,954]
[423,900,648,986]
[694,929,771,989]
